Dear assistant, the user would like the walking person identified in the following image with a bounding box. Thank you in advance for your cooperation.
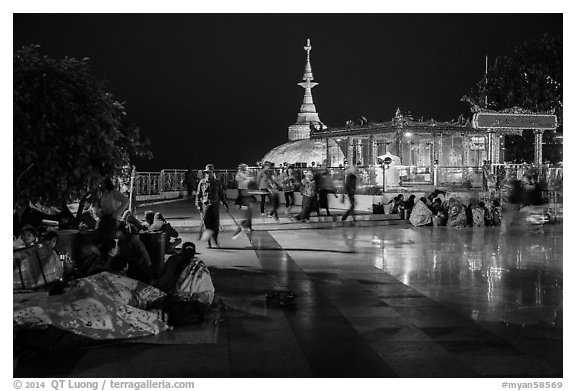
[183,165,197,200]
[317,168,336,217]
[196,164,229,248]
[234,163,255,234]
[265,169,281,220]
[281,165,297,217]
[341,161,357,221]
[235,164,250,209]
[297,170,317,223]
[256,161,272,216]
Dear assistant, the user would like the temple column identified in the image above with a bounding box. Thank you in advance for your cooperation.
[437,133,443,165]
[430,138,435,167]
[325,138,331,167]
[368,135,375,166]
[356,139,363,165]
[492,134,501,164]
[534,130,544,165]
[486,132,493,165]
[347,137,354,163]
[461,133,470,166]
[397,132,403,164]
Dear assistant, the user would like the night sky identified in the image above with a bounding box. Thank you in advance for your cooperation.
[13,14,562,171]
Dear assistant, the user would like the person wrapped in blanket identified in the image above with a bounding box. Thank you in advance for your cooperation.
[409,197,433,227]
[446,198,467,228]
[14,270,169,351]
[466,199,485,228]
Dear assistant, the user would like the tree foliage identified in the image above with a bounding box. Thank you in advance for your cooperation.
[464,34,562,163]
[14,45,152,205]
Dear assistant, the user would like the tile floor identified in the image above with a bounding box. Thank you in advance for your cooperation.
[14,223,562,377]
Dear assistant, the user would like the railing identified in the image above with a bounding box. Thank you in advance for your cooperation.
[132,164,563,200]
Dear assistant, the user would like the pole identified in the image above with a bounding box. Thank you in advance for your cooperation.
[128,166,136,211]
[485,55,488,108]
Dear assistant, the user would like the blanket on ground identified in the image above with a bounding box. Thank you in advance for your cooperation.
[14,272,168,340]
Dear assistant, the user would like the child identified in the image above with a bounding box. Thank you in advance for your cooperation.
[20,225,39,248]
[41,230,59,250]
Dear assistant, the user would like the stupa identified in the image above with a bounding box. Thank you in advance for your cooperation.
[262,39,344,167]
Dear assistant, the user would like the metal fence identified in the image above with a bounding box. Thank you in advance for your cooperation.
[132,164,562,199]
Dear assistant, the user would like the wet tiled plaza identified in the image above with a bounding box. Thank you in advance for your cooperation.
[15,222,562,378]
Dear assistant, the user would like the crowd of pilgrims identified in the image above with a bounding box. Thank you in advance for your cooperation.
[388,190,503,228]
[399,172,546,228]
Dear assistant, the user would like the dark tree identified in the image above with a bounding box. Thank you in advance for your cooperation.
[464,34,562,163]
[14,45,152,205]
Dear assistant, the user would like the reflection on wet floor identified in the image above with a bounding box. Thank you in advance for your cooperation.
[363,226,562,326]
[266,224,562,376]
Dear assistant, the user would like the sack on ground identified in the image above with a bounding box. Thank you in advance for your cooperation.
[176,258,215,305]
[14,246,63,290]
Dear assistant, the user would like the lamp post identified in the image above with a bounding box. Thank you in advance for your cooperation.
[378,157,392,194]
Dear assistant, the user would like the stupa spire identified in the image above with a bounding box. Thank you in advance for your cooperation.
[288,38,324,141]
[302,38,314,80]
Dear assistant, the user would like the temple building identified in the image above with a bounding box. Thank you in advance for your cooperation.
[262,40,557,188]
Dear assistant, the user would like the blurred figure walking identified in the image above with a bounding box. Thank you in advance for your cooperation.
[297,170,317,223]
[264,168,281,220]
[341,161,357,221]
[256,161,272,216]
[317,168,336,217]
[234,163,256,235]
[280,165,297,217]
[183,165,197,200]
[235,164,250,209]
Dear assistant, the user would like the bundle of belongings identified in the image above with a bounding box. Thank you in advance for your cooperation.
[14,241,215,351]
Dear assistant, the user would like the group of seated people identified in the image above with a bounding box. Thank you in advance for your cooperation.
[14,206,183,282]
[386,190,503,228]
[14,212,216,349]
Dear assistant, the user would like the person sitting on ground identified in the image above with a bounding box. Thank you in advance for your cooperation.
[446,198,467,228]
[404,195,416,219]
[16,225,39,249]
[13,196,56,238]
[148,242,216,326]
[78,197,99,230]
[428,189,447,205]
[122,210,146,234]
[142,210,155,230]
[149,212,182,253]
[40,230,59,251]
[107,252,129,276]
[470,200,485,227]
[465,198,475,227]
[479,201,495,227]
[491,199,502,227]
[109,223,153,284]
[390,194,406,217]
[154,242,197,294]
[409,197,433,227]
